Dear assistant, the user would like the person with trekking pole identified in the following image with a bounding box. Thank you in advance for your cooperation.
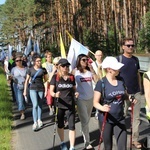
[50,58,79,150]
[93,56,136,150]
[116,37,142,149]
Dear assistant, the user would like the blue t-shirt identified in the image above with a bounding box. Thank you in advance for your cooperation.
[95,77,126,123]
[117,55,140,94]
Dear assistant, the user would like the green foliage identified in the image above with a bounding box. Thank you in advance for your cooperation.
[83,29,101,53]
[0,67,12,150]
[43,43,60,58]
[83,26,120,56]
[138,11,150,53]
[0,0,35,44]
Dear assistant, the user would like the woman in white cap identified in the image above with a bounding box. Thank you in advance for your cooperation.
[93,56,136,150]
[50,58,79,150]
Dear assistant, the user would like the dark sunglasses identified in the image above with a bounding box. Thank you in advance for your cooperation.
[61,64,69,68]
[81,58,88,62]
[15,59,22,62]
[125,44,135,48]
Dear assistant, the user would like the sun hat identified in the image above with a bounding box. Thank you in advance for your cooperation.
[57,58,70,66]
[101,56,124,70]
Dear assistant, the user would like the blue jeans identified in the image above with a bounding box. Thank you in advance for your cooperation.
[30,90,44,123]
[13,83,25,111]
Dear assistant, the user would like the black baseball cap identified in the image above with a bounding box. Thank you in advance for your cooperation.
[58,58,70,66]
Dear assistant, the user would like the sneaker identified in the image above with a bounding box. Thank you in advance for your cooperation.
[85,144,93,149]
[60,142,68,150]
[38,120,43,128]
[49,109,54,116]
[20,114,25,120]
[69,147,75,150]
[32,122,38,131]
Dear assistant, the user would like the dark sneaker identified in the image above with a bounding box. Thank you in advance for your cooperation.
[60,142,68,150]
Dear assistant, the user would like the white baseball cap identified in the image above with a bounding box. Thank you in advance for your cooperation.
[102,56,124,70]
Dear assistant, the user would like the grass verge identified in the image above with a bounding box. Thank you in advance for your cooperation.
[0,66,12,150]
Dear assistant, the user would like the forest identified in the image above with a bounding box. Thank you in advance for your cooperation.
[0,0,150,57]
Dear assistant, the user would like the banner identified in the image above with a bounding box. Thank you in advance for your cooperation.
[67,38,89,71]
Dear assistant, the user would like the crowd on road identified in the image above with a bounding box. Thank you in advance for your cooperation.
[2,37,150,150]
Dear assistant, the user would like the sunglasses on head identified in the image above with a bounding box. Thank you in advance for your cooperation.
[125,44,135,48]
[15,59,22,62]
[61,64,69,68]
[81,58,88,62]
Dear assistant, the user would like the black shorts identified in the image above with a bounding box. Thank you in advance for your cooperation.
[57,108,75,130]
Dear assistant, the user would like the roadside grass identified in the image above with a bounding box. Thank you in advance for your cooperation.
[0,67,12,150]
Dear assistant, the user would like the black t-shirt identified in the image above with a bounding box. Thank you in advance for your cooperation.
[50,74,76,109]
[27,67,47,91]
[117,55,140,94]
[95,77,126,123]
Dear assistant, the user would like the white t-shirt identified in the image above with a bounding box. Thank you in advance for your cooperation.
[11,67,27,85]
[75,69,94,100]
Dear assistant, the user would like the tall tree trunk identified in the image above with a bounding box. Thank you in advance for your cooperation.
[123,0,128,37]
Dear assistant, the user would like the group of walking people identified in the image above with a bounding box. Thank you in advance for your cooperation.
[4,37,150,150]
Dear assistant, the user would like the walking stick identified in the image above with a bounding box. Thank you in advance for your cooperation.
[98,112,108,150]
[53,98,58,150]
[130,95,135,150]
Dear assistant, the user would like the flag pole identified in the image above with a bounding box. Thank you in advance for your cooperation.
[65,30,73,40]
[88,50,95,56]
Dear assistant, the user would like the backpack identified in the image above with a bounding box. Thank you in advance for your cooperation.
[55,73,74,82]
[118,54,139,63]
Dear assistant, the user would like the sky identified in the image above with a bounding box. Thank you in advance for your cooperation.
[0,0,6,5]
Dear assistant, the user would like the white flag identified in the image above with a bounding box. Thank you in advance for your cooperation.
[67,38,89,71]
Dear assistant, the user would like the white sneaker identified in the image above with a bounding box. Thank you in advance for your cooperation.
[38,120,43,128]
[32,122,38,131]
[86,144,93,149]
[49,110,54,116]
[20,114,25,120]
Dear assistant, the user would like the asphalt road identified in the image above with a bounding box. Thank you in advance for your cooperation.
[12,95,150,150]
